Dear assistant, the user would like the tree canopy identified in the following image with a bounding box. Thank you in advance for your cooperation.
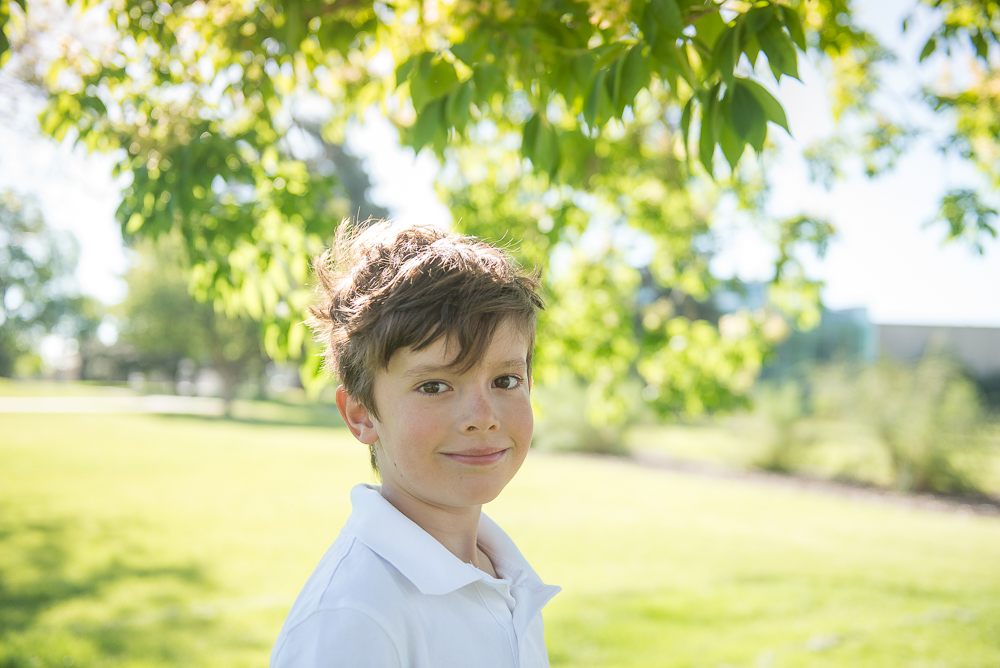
[1,0,997,421]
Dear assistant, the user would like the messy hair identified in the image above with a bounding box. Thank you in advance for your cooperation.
[308,219,543,472]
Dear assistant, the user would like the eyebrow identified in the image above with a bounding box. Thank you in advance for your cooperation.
[402,358,527,379]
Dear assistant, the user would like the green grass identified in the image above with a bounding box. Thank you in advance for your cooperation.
[2,405,999,667]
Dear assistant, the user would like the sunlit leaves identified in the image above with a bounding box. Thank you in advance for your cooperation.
[933,190,999,255]
[388,1,807,178]
[0,0,27,64]
[908,1,1000,249]
[440,103,784,418]
[638,315,766,415]
[914,0,1000,68]
[15,0,870,417]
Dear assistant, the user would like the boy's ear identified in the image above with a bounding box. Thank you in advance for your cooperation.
[336,385,379,445]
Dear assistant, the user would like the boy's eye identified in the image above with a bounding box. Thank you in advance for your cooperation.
[418,381,449,394]
[493,375,521,390]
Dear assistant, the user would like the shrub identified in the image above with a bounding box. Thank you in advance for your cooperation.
[750,379,814,473]
[813,356,989,495]
[531,376,643,455]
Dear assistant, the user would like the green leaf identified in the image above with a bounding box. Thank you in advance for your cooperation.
[712,25,739,87]
[619,44,651,111]
[739,78,789,133]
[640,4,659,42]
[573,52,595,83]
[719,119,745,170]
[919,36,937,62]
[609,51,627,117]
[971,29,988,61]
[450,37,483,66]
[778,6,807,51]
[522,113,541,161]
[693,10,726,48]
[650,35,687,86]
[553,52,594,107]
[412,97,443,152]
[649,0,684,39]
[743,6,774,38]
[426,59,459,99]
[516,26,535,52]
[758,21,799,81]
[680,96,693,158]
[521,114,559,176]
[745,110,767,154]
[536,122,560,176]
[728,81,764,141]
[726,81,767,153]
[472,63,502,102]
[584,69,608,129]
[743,34,761,67]
[594,42,628,70]
[698,85,721,175]
[406,53,435,109]
[445,81,473,132]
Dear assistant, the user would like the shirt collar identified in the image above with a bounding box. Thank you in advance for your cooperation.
[345,484,559,604]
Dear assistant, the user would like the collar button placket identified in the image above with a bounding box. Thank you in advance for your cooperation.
[474,581,519,667]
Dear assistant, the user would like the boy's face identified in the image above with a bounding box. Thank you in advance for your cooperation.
[339,319,533,512]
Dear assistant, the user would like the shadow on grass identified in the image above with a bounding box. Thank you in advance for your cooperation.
[0,507,230,667]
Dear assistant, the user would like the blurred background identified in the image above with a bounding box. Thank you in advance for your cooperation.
[1,0,999,666]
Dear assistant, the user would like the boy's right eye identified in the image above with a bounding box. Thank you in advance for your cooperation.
[418,381,449,395]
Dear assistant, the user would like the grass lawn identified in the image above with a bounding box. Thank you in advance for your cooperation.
[2,406,999,667]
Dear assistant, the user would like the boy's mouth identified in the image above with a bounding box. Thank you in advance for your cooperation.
[440,447,510,466]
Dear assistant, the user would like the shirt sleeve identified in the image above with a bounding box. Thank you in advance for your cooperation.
[271,607,403,668]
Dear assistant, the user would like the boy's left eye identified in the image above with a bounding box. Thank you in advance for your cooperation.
[493,375,522,390]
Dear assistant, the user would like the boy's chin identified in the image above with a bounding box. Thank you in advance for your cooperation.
[442,479,513,508]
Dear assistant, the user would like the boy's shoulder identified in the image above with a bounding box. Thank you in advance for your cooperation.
[284,525,411,618]
[269,527,413,668]
[275,484,477,628]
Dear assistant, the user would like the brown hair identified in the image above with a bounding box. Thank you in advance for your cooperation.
[309,219,543,472]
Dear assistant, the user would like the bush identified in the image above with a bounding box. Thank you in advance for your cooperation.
[750,380,814,473]
[813,356,989,495]
[531,377,643,455]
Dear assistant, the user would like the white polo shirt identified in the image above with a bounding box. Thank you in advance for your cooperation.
[271,484,561,668]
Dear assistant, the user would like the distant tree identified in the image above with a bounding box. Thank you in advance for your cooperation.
[119,235,267,414]
[0,191,98,377]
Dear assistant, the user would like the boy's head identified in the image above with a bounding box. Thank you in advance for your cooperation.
[309,220,543,474]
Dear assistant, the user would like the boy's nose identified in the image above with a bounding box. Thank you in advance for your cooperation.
[461,390,500,433]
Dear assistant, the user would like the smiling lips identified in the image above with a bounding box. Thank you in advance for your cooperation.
[441,447,510,466]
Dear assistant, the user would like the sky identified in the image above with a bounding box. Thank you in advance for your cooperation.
[0,0,997,328]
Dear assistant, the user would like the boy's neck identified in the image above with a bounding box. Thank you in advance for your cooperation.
[379,485,488,569]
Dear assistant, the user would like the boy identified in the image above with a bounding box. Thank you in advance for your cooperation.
[270,220,560,667]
